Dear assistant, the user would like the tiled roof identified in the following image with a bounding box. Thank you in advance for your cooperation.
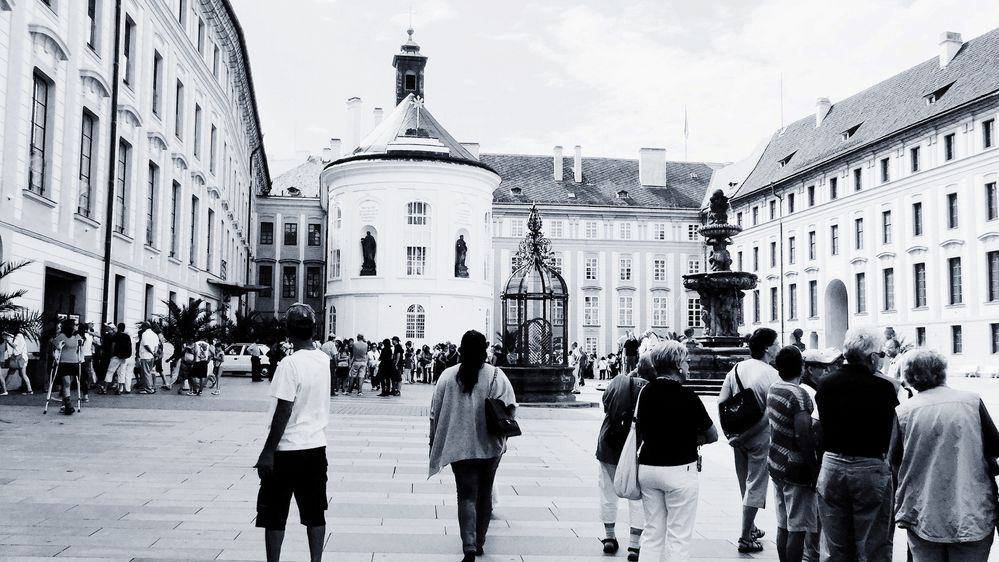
[735,27,999,200]
[483,154,721,209]
[270,155,324,198]
[351,93,478,162]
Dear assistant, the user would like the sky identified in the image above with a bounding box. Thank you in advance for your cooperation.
[231,0,999,177]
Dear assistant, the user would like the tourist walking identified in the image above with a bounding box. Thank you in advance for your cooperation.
[347,335,367,396]
[596,354,651,559]
[890,348,999,560]
[718,327,781,553]
[814,326,898,562]
[636,341,719,562]
[249,341,264,382]
[768,346,819,562]
[52,318,84,414]
[429,330,517,562]
[192,339,212,395]
[136,322,160,394]
[254,304,330,562]
[102,323,133,394]
[623,331,640,373]
[3,328,32,393]
[335,342,350,394]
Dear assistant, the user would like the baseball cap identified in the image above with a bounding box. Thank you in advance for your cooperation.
[802,348,841,366]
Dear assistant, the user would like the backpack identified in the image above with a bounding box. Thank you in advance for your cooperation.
[718,364,765,437]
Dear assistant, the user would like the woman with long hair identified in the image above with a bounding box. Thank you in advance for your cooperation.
[3,328,33,394]
[376,338,394,397]
[429,330,517,562]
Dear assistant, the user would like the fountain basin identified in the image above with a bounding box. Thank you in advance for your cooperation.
[683,271,758,292]
[699,224,743,238]
[503,365,576,404]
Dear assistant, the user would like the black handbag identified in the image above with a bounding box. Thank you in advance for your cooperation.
[718,364,764,436]
[485,367,522,438]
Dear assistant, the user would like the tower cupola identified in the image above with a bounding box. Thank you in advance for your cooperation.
[392,27,428,105]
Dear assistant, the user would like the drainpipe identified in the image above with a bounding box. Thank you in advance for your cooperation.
[243,143,263,315]
[100,0,123,327]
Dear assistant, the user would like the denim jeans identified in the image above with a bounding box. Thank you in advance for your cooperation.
[816,453,893,562]
[452,456,501,553]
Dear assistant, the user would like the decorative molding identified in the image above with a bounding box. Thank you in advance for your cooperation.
[649,287,671,293]
[849,257,868,265]
[117,103,143,128]
[190,170,207,184]
[977,231,999,242]
[783,270,799,279]
[615,285,637,292]
[28,23,70,61]
[172,152,190,171]
[875,251,896,260]
[146,131,168,153]
[207,184,222,200]
[765,273,779,281]
[804,266,820,274]
[79,69,111,98]
[906,244,929,255]
[939,238,965,248]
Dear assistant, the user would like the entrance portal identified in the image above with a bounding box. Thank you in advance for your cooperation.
[39,268,88,389]
[824,279,848,349]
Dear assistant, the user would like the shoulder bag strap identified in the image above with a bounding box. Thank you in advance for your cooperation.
[489,365,498,398]
[734,363,745,393]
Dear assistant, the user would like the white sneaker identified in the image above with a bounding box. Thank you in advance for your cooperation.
[0,391,8,396]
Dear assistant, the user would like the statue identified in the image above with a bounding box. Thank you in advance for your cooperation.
[360,231,377,276]
[708,240,733,272]
[707,189,729,225]
[454,235,469,278]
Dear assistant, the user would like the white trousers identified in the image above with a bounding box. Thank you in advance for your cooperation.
[638,462,699,562]
[598,461,646,528]
[104,357,133,391]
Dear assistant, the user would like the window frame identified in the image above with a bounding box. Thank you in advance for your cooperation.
[283,223,298,246]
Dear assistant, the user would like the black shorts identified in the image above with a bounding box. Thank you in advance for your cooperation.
[57,363,81,378]
[256,447,328,530]
[193,362,209,378]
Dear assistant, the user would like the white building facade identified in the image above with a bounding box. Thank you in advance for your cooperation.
[723,29,999,369]
[0,1,268,352]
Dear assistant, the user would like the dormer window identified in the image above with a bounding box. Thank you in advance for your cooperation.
[616,190,628,199]
[567,192,576,199]
[286,187,301,197]
[924,81,955,105]
[689,172,699,179]
[841,123,862,141]
[510,186,522,195]
[778,151,796,168]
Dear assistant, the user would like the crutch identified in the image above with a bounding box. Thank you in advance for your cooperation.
[74,363,83,413]
[42,360,58,414]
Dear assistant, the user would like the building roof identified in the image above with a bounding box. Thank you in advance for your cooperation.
[270,155,324,198]
[349,93,479,163]
[734,27,999,201]
[484,154,721,210]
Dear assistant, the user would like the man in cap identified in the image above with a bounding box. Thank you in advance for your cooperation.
[254,304,330,562]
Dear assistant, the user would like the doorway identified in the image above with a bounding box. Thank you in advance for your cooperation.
[824,279,849,349]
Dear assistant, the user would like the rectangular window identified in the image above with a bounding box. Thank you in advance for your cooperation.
[511,219,524,237]
[212,45,221,78]
[330,248,341,278]
[123,16,136,85]
[152,52,163,116]
[618,296,634,327]
[882,211,892,244]
[788,236,796,264]
[169,181,180,257]
[205,209,214,271]
[584,337,598,355]
[910,146,920,172]
[948,257,963,305]
[177,0,186,25]
[883,267,895,311]
[753,247,759,271]
[653,258,666,281]
[653,223,666,240]
[992,324,999,354]
[989,251,999,302]
[406,246,427,276]
[687,298,702,328]
[406,201,428,225]
[549,254,562,274]
[258,265,273,298]
[28,73,49,196]
[77,111,96,216]
[584,221,598,239]
[769,241,777,268]
[829,176,838,200]
[87,0,99,50]
[988,182,998,221]
[854,218,864,250]
[913,202,924,236]
[855,272,866,313]
[985,119,995,149]
[808,231,816,260]
[831,224,840,255]
[752,206,759,225]
[552,300,564,326]
[619,223,632,239]
[769,200,776,220]
[688,224,700,241]
[809,280,818,318]
[282,266,297,299]
[145,162,158,246]
[174,80,184,139]
[944,133,956,161]
[259,222,273,245]
[880,158,890,183]
[197,17,206,54]
[788,283,798,320]
[209,124,218,173]
[947,193,959,229]
[952,325,963,354]
[916,327,926,346]
[189,196,199,265]
[583,296,600,326]
[652,296,669,327]
[114,139,130,234]
[807,185,815,207]
[770,286,778,322]
[753,289,761,323]
[193,105,202,158]
[914,263,927,308]
[550,220,563,238]
[585,257,598,281]
[736,212,743,227]
[787,193,795,214]
[619,257,632,281]
[306,267,322,298]
[308,224,322,246]
[852,168,863,192]
[737,251,743,271]
[688,259,701,274]
[283,223,298,246]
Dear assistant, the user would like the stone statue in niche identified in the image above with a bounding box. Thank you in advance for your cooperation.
[360,231,377,276]
[455,235,469,278]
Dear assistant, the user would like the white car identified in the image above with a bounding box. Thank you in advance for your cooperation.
[220,343,270,377]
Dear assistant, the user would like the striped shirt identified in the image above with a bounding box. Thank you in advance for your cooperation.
[766,381,815,486]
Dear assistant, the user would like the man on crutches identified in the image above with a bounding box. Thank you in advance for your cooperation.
[48,318,84,415]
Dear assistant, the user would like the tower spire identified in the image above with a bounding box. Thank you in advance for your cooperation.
[393,27,428,105]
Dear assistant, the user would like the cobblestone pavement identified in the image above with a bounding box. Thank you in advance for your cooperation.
[1,377,996,561]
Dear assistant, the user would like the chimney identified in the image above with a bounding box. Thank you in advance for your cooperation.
[329,138,342,160]
[553,145,563,181]
[321,148,332,163]
[372,107,384,130]
[346,97,363,149]
[639,148,668,187]
[573,145,582,183]
[815,97,831,127]
[939,31,963,68]
[460,142,480,160]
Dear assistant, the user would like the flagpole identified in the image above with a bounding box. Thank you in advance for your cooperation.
[683,105,689,161]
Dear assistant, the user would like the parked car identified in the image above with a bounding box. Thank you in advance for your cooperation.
[220,343,270,377]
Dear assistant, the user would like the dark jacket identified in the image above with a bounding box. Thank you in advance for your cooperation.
[596,374,646,464]
[112,332,133,359]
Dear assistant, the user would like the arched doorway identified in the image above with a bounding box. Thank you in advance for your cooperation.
[824,279,848,349]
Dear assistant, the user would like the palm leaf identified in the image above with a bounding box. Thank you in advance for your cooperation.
[0,260,42,341]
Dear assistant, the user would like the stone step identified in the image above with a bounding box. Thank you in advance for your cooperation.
[684,378,724,396]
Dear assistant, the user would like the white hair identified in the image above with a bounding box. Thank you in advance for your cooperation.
[649,341,689,375]
[842,326,885,364]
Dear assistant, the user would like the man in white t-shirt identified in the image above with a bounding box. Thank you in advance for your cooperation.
[136,323,160,394]
[254,303,330,562]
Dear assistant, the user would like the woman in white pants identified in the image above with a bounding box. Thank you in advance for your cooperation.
[635,342,718,561]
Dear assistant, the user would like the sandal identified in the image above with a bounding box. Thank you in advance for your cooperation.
[627,547,640,562]
[601,538,619,554]
[738,537,764,553]
[751,527,766,540]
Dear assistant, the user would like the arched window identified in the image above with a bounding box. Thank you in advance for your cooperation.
[406,304,425,339]
[329,305,337,336]
[335,206,342,229]
[407,201,428,225]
